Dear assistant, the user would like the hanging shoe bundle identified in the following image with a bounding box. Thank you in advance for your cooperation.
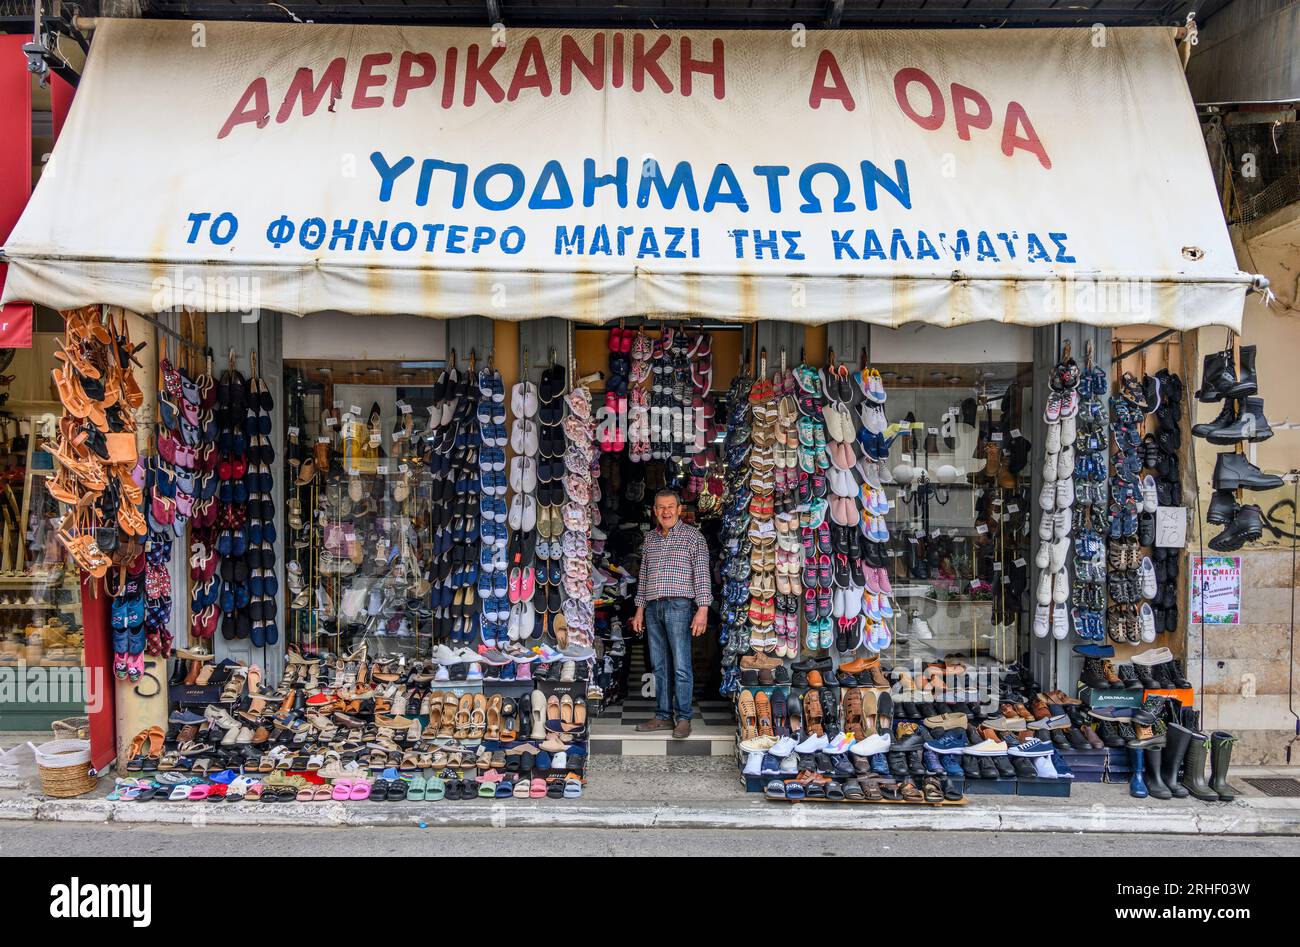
[508,377,540,648]
[718,370,754,692]
[560,381,596,651]
[245,351,278,647]
[532,364,568,641]
[1064,350,1107,642]
[49,307,147,578]
[1197,343,1281,551]
[422,359,481,645]
[1033,347,1078,641]
[1144,366,1184,636]
[601,327,630,453]
[1104,369,1150,645]
[476,365,509,647]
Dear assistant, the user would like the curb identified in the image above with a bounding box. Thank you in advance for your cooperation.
[2,795,1298,835]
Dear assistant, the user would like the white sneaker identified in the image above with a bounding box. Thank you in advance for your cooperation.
[1052,602,1069,640]
[1057,446,1075,480]
[1038,480,1057,511]
[433,644,461,665]
[911,612,934,640]
[1056,478,1074,509]
[1036,572,1052,606]
[1053,509,1072,540]
[1139,557,1157,599]
[1039,512,1056,541]
[1141,474,1158,513]
[1045,421,1061,453]
[965,737,1009,756]
[1033,601,1050,638]
[1139,602,1157,643]
[849,732,892,756]
[1131,646,1173,667]
[824,733,855,755]
[466,663,483,681]
[770,736,797,757]
[1049,537,1071,573]
[1042,450,1059,483]
[743,751,763,776]
[1035,541,1051,570]
[779,754,798,775]
[1052,570,1069,604]
[794,732,829,753]
[1060,414,1077,447]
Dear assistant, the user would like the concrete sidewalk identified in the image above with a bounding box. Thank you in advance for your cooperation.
[3,754,1299,836]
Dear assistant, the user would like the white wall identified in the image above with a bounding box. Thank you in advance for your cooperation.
[282,311,446,361]
[871,322,1033,364]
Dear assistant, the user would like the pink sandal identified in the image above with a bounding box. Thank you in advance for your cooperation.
[332,780,353,801]
[349,779,372,801]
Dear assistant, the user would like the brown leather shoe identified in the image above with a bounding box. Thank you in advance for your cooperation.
[740,653,782,671]
[672,719,692,739]
[635,718,674,732]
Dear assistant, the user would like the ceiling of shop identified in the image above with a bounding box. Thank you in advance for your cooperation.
[92,0,1233,29]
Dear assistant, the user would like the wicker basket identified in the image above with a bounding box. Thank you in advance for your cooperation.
[51,717,90,740]
[31,739,96,798]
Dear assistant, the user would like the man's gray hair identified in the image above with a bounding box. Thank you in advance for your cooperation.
[653,488,681,504]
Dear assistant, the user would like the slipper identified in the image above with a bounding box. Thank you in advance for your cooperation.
[245,784,264,801]
[407,775,426,801]
[764,780,787,799]
[529,777,547,798]
[332,780,353,801]
[495,780,515,798]
[477,780,497,798]
[388,779,409,801]
[370,779,390,800]
[426,777,446,801]
[134,785,160,802]
[205,783,228,802]
[563,776,582,798]
[296,786,315,801]
[546,778,565,799]
[348,780,372,801]
[460,778,477,799]
[512,777,530,798]
[168,785,190,801]
[187,784,211,801]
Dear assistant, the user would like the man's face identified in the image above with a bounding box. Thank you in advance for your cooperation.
[654,497,680,531]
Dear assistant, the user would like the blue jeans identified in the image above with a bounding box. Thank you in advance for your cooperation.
[645,597,694,721]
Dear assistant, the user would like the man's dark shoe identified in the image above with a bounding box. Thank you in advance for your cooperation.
[672,719,692,739]
[1227,345,1258,398]
[636,718,674,732]
[1206,396,1273,444]
[1209,504,1265,552]
[1212,452,1284,492]
[1195,351,1235,403]
[1193,399,1238,439]
[1206,489,1237,525]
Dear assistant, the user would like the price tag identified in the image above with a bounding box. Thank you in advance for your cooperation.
[395,400,407,411]
[350,404,362,416]
[913,530,924,540]
[928,427,938,435]
[345,531,356,542]
[991,432,1003,442]
[976,523,988,534]
[399,464,409,473]
[400,403,412,415]
[324,417,336,428]
[369,433,381,446]
[317,436,330,444]
[906,536,918,545]
[333,400,343,410]
[1002,575,1011,585]
[930,528,941,537]
[377,465,389,475]
[288,426,299,437]
[1007,503,1019,514]
[970,579,981,590]
[948,528,959,536]
[992,561,1002,571]
[1011,429,1022,439]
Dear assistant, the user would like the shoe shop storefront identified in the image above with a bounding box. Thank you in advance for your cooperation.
[0,19,1265,806]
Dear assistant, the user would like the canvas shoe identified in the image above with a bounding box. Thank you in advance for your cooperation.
[1042,450,1059,483]
[1057,446,1074,480]
[1139,557,1157,599]
[1049,537,1071,574]
[1006,736,1054,757]
[1055,477,1074,509]
[1140,474,1158,513]
[1032,601,1050,638]
[1053,508,1072,540]
[1045,420,1061,453]
[1051,602,1069,640]
[1060,414,1077,447]
[1052,570,1069,604]
[964,736,1009,756]
[1138,602,1157,643]
[1036,572,1052,606]
[1038,479,1057,511]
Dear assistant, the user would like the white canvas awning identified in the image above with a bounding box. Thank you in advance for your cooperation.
[2,20,1251,329]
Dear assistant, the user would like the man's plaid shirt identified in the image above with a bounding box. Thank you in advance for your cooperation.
[634,521,713,608]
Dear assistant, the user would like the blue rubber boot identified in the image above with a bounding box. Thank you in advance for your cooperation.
[1129,747,1148,798]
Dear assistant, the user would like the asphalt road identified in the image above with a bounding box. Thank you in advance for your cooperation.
[3,822,1297,857]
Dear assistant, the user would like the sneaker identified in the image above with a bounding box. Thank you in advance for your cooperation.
[794,732,829,753]
[1032,601,1050,638]
[1051,602,1069,640]
[1138,602,1157,643]
[1140,474,1158,513]
[923,729,968,755]
[1139,556,1157,599]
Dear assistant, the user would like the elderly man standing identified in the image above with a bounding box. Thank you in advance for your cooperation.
[631,489,712,738]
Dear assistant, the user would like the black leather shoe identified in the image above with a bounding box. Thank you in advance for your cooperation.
[1207,488,1237,524]
[1210,504,1264,552]
[1227,344,1258,398]
[1212,452,1284,491]
[1206,396,1274,444]
[1193,398,1238,439]
[1196,350,1236,403]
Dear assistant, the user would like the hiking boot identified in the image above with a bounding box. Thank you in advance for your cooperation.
[1210,504,1265,552]
[1207,488,1237,525]
[1100,660,1123,687]
[1206,396,1274,444]
[1212,452,1284,492]
[1080,657,1111,690]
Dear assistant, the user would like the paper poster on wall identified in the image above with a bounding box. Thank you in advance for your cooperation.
[1190,555,1241,625]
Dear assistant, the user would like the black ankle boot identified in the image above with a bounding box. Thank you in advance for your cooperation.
[1207,489,1237,525]
[1145,745,1173,799]
[1162,723,1192,797]
[1196,351,1235,403]
[1080,657,1110,689]
[1209,731,1236,801]
[1227,345,1257,398]
[1207,396,1274,445]
[1210,505,1265,552]
[1180,733,1221,801]
[1193,399,1239,439]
